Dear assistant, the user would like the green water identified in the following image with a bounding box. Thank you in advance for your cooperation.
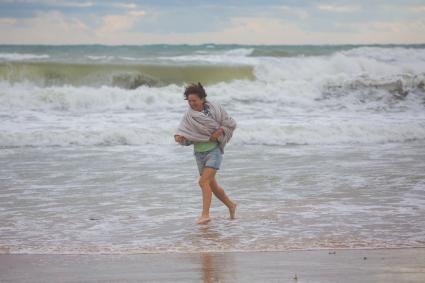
[0,62,255,88]
[1,43,424,87]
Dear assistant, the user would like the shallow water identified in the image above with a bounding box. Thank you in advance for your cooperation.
[1,142,424,254]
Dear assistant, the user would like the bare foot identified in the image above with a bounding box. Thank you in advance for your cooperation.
[229,203,237,219]
[197,216,211,224]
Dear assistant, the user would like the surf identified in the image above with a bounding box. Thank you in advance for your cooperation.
[0,62,255,88]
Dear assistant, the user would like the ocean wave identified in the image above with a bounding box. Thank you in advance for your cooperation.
[1,46,424,89]
[0,83,184,111]
[236,118,425,146]
[85,55,116,62]
[253,53,425,83]
[0,72,423,114]
[1,46,424,148]
[157,48,254,64]
[0,128,173,148]
[341,46,425,63]
[1,114,424,148]
[0,62,254,88]
[0,52,50,61]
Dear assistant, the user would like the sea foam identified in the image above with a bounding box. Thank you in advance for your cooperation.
[0,46,424,147]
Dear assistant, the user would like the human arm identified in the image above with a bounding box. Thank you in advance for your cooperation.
[209,127,225,142]
[174,135,192,146]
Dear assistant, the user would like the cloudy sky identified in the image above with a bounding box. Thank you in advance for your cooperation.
[0,0,424,45]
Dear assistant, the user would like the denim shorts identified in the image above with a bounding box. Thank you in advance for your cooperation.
[194,146,223,175]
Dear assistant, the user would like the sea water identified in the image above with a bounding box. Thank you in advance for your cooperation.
[0,44,425,254]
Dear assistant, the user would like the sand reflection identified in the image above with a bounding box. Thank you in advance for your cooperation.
[199,252,237,283]
[195,225,236,282]
[200,253,216,283]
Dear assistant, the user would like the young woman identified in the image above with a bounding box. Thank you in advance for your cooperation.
[175,83,237,224]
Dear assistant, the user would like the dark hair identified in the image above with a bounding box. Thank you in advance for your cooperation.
[184,82,207,100]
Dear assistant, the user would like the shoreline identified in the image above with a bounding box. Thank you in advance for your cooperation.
[2,245,425,255]
[1,248,424,282]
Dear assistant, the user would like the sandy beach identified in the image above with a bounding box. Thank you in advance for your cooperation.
[1,248,424,282]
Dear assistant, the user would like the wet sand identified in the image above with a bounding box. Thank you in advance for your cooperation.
[1,248,425,282]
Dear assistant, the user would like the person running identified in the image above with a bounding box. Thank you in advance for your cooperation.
[174,83,237,224]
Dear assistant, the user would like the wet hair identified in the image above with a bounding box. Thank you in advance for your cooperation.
[183,82,207,100]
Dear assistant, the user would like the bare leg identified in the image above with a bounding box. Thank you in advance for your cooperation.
[197,168,216,224]
[210,178,237,219]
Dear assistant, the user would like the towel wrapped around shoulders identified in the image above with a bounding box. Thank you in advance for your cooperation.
[175,100,236,153]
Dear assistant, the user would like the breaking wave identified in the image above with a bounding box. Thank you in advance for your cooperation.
[1,45,424,148]
[0,62,254,88]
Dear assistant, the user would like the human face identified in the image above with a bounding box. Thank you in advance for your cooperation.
[187,94,204,112]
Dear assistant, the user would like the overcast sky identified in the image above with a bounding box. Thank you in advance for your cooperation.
[1,0,424,45]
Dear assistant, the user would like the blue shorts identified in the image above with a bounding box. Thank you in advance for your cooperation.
[194,146,223,175]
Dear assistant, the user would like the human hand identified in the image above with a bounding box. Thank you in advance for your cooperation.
[175,135,187,144]
[209,128,224,142]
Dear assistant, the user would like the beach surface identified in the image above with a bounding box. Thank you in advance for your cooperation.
[1,248,424,282]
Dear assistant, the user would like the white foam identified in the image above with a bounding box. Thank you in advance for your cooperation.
[0,47,424,147]
[0,82,183,112]
[86,55,115,61]
[252,52,421,83]
[1,109,424,147]
[0,52,50,61]
[234,117,425,146]
[341,46,425,63]
[158,48,254,64]
[0,126,176,147]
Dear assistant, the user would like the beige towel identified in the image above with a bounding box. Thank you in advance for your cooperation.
[175,100,236,153]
